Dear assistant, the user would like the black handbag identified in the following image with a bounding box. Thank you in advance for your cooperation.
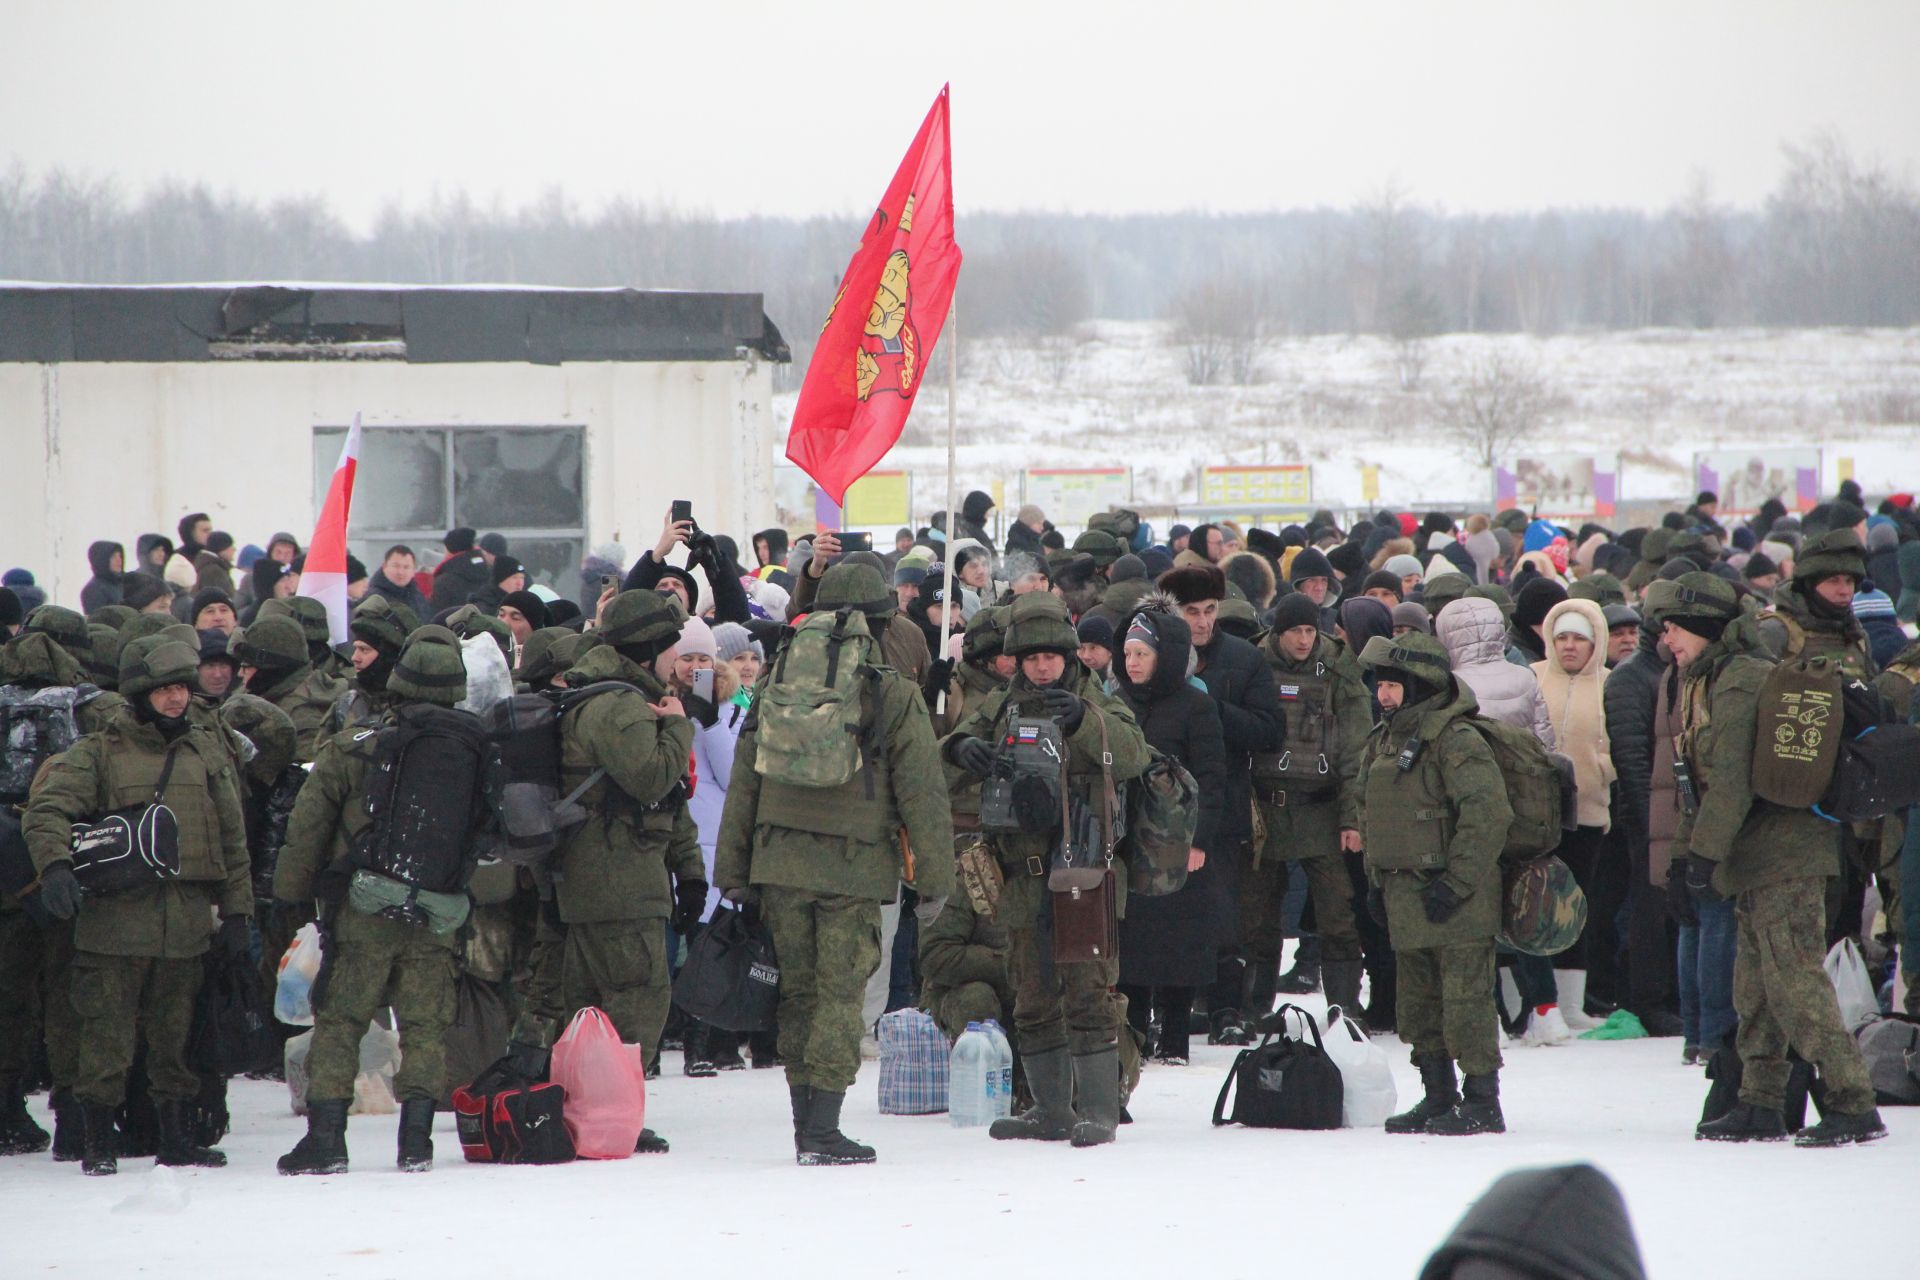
[671,906,780,1033]
[1211,1004,1344,1130]
[0,807,53,925]
[70,744,183,895]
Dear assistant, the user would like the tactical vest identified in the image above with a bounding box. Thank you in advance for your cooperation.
[1770,610,1873,681]
[1361,721,1457,872]
[1252,658,1338,799]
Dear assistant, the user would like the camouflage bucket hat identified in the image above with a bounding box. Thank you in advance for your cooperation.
[1792,529,1866,585]
[598,589,681,652]
[1001,591,1078,658]
[389,625,469,706]
[1358,632,1453,687]
[1499,853,1590,957]
[231,615,308,671]
[119,636,201,698]
[816,563,891,617]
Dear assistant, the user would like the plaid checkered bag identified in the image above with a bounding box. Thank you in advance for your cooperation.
[877,1008,950,1115]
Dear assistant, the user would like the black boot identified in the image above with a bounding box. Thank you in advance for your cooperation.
[156,1100,226,1167]
[0,1083,50,1156]
[1322,959,1364,1017]
[1696,1101,1788,1143]
[748,1029,780,1069]
[398,1098,434,1172]
[635,1128,670,1154]
[683,1022,717,1079]
[1384,1054,1459,1134]
[788,1082,811,1155]
[1275,935,1323,994]
[1241,956,1278,1027]
[714,1029,748,1071]
[1208,1008,1253,1047]
[990,1046,1074,1141]
[1069,1048,1120,1148]
[50,1087,81,1162]
[1793,1108,1887,1148]
[278,1099,349,1175]
[796,1088,875,1165]
[1361,958,1397,1035]
[79,1101,118,1176]
[1427,1072,1506,1136]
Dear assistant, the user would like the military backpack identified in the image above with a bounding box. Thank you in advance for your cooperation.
[352,704,503,895]
[1126,751,1199,898]
[1749,656,1846,808]
[0,684,88,805]
[482,682,630,865]
[1464,717,1571,862]
[1252,659,1340,799]
[753,608,879,789]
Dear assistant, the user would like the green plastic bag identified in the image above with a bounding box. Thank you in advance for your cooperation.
[1577,1010,1648,1041]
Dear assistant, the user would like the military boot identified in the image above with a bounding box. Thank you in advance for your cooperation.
[683,1022,718,1079]
[397,1099,434,1172]
[1241,956,1278,1027]
[50,1087,82,1161]
[79,1101,117,1176]
[0,1083,50,1155]
[156,1100,227,1168]
[1384,1054,1459,1134]
[796,1089,874,1166]
[1696,1102,1788,1143]
[1069,1048,1120,1148]
[1274,935,1322,995]
[278,1098,349,1175]
[1427,1072,1506,1136]
[1360,958,1396,1035]
[990,1046,1074,1141]
[788,1082,812,1155]
[1792,1108,1886,1148]
[1322,959,1364,1017]
[635,1128,670,1154]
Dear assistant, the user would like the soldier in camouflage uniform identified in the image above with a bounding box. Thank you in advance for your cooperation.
[716,564,954,1166]
[258,595,352,683]
[918,891,1012,1042]
[944,591,1150,1148]
[1663,573,1886,1146]
[274,627,472,1175]
[232,615,344,762]
[1357,632,1513,1137]
[24,637,252,1175]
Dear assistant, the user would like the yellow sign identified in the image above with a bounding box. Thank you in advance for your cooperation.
[1361,465,1379,504]
[1023,469,1133,525]
[842,470,911,527]
[1838,457,1854,485]
[1201,465,1312,507]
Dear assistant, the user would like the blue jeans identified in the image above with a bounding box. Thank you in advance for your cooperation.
[1678,897,1737,1049]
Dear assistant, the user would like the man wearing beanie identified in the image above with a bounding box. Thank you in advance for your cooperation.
[716,564,955,1165]
[1287,546,1338,632]
[1357,632,1512,1135]
[25,636,252,1175]
[274,627,473,1176]
[1661,573,1885,1146]
[1757,530,1874,680]
[429,529,490,614]
[495,589,551,645]
[1392,600,1433,637]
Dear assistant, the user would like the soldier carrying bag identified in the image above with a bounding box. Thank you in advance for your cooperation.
[1464,717,1569,860]
[1750,656,1846,809]
[481,682,629,866]
[351,703,501,896]
[1814,679,1920,823]
[752,608,878,790]
[0,685,86,805]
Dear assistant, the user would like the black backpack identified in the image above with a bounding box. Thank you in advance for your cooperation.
[481,683,629,866]
[1815,679,1920,823]
[352,704,502,894]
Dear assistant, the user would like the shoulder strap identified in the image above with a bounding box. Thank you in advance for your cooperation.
[1212,1047,1251,1126]
[1083,699,1119,853]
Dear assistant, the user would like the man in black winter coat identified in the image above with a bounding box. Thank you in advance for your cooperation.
[1157,562,1282,1044]
[1602,614,1682,1035]
[955,490,997,553]
[428,529,491,613]
[80,542,125,614]
[623,509,751,624]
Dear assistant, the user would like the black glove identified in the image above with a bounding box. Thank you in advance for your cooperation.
[1665,859,1698,927]
[924,658,955,699]
[217,915,252,960]
[672,879,709,934]
[723,887,763,930]
[1039,686,1085,733]
[1366,885,1389,929]
[1685,853,1723,905]
[311,864,351,906]
[1421,879,1464,924]
[684,693,719,729]
[38,862,81,921]
[950,736,995,777]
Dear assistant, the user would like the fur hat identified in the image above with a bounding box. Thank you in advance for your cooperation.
[1157,562,1226,605]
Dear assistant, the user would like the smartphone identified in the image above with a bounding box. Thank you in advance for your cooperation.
[671,500,693,525]
[839,530,872,554]
[691,667,715,704]
[602,574,620,590]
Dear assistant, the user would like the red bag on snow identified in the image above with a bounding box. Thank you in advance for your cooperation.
[549,1006,646,1159]
[452,1056,575,1164]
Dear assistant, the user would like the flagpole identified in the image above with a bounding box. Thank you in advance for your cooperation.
[936,291,959,716]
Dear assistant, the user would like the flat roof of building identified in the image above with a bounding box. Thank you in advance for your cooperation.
[0,282,790,365]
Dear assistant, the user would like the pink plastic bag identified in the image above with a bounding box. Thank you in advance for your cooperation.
[549,1007,647,1159]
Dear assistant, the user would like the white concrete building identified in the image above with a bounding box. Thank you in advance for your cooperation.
[1,283,789,610]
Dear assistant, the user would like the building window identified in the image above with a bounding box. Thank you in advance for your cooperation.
[312,425,586,605]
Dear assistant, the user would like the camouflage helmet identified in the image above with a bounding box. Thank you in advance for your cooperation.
[816,563,891,620]
[1638,579,1684,626]
[1639,527,1675,565]
[23,605,90,663]
[1215,596,1261,640]
[257,595,331,650]
[1668,571,1741,623]
[961,605,1010,664]
[218,691,299,785]
[1070,529,1125,570]
[1568,572,1627,609]
[598,589,682,658]
[231,615,308,672]
[1358,632,1454,697]
[119,636,200,698]
[389,625,469,707]
[1421,572,1473,617]
[84,624,124,688]
[1001,591,1078,658]
[348,594,410,656]
[120,612,178,645]
[443,603,513,661]
[158,623,202,652]
[516,626,578,688]
[1792,529,1866,585]
[87,604,138,632]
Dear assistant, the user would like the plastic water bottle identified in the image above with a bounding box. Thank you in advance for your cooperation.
[981,1020,1014,1119]
[949,1023,995,1127]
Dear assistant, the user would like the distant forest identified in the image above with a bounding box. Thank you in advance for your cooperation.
[3,134,1915,386]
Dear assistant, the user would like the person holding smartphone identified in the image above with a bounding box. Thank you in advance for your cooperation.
[622,506,752,624]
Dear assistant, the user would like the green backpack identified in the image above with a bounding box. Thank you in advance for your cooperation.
[1126,751,1199,898]
[1749,655,1845,809]
[754,608,877,789]
[1464,717,1568,862]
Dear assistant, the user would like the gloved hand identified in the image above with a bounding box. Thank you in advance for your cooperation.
[1665,859,1698,926]
[1366,885,1389,929]
[1685,853,1723,905]
[924,658,955,699]
[914,894,949,925]
[38,862,81,921]
[1421,879,1464,924]
[311,864,351,906]
[672,879,709,934]
[1039,686,1085,733]
[217,915,252,960]
[950,736,995,777]
[684,693,719,729]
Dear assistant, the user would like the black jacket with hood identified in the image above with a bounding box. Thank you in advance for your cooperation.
[80,541,125,614]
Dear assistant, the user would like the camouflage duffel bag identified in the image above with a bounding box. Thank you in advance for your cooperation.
[1498,854,1588,957]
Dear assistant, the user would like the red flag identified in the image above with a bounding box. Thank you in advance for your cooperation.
[298,413,361,645]
[786,86,961,504]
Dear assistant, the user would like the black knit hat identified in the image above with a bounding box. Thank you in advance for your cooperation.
[445,527,478,553]
[1743,551,1780,580]
[491,554,526,585]
[497,589,552,631]
[1288,547,1334,585]
[1271,592,1322,635]
[1513,578,1568,633]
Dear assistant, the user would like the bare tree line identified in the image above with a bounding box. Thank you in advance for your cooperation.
[2,134,1915,389]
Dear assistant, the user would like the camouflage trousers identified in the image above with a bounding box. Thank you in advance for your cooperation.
[1733,877,1875,1115]
[761,887,881,1094]
[1246,798,1360,962]
[71,950,203,1107]
[310,933,457,1104]
[1397,942,1502,1077]
[558,919,672,1070]
[1001,872,1121,1057]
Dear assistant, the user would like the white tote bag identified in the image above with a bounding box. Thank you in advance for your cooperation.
[1322,1008,1397,1127]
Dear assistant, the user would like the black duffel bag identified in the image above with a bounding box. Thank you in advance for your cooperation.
[1211,1004,1344,1130]
[672,905,780,1033]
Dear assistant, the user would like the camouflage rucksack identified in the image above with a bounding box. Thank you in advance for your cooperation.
[1125,751,1199,898]
[1499,853,1588,956]
[1464,717,1571,862]
[753,608,877,789]
[1750,656,1845,809]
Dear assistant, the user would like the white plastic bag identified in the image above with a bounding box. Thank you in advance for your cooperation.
[455,633,514,715]
[1825,938,1879,1032]
[274,923,324,1027]
[1322,1008,1397,1127]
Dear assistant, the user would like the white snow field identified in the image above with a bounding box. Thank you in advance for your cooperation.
[7,997,1908,1279]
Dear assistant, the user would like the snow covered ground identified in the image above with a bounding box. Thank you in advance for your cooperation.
[8,994,1909,1279]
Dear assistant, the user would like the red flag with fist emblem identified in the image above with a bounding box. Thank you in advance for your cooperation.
[785,85,961,504]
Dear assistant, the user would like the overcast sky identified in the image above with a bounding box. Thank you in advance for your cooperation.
[4,1,1915,230]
